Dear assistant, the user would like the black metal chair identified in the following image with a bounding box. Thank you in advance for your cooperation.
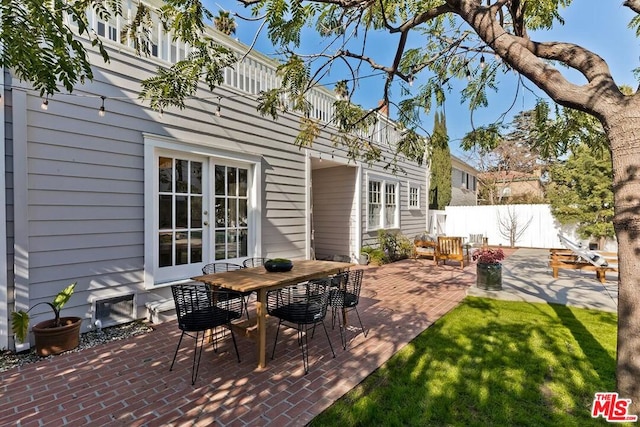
[329,269,367,350]
[267,279,335,374]
[170,283,243,385]
[202,262,251,319]
[242,257,267,268]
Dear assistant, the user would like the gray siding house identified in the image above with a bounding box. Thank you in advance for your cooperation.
[0,2,429,351]
[450,155,478,206]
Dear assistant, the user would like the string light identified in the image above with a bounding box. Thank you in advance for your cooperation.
[98,96,106,117]
[214,97,221,117]
[41,95,49,110]
[466,67,471,81]
[408,74,414,87]
[480,55,486,69]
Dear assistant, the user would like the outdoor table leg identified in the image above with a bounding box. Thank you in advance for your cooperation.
[256,289,268,369]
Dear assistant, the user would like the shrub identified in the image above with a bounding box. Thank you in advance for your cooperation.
[361,246,387,265]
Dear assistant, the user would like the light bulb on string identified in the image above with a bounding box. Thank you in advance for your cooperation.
[480,55,486,69]
[98,96,106,117]
[41,96,49,111]
[215,97,221,117]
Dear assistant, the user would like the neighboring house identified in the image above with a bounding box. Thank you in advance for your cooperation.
[0,2,429,350]
[450,155,478,206]
[478,169,544,204]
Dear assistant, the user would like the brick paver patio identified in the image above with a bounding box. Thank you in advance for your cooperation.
[0,258,477,426]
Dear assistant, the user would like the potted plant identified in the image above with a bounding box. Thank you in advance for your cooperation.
[11,282,82,356]
[472,248,505,290]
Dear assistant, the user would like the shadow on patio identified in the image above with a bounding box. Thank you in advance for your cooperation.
[0,259,475,426]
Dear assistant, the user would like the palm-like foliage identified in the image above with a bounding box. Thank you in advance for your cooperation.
[11,282,76,344]
[214,10,236,36]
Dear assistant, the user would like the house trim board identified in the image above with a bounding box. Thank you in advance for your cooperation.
[0,71,7,349]
[12,88,29,352]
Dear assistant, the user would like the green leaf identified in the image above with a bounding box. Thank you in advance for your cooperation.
[52,282,76,311]
[11,311,30,344]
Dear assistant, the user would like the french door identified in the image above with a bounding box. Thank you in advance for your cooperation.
[156,154,250,282]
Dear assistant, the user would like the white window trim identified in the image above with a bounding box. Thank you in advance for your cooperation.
[366,173,400,231]
[407,181,420,210]
[143,134,262,289]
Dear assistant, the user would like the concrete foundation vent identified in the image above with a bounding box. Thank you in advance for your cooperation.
[94,294,135,328]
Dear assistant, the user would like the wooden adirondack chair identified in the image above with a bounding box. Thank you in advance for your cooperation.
[435,236,465,268]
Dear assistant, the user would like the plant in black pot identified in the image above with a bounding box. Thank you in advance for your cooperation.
[11,282,82,356]
[264,258,294,272]
[472,248,505,291]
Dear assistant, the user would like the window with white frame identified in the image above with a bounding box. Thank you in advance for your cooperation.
[158,156,204,269]
[384,183,397,228]
[368,176,399,230]
[460,171,477,191]
[368,181,382,228]
[213,165,249,260]
[145,139,260,286]
[408,183,420,209]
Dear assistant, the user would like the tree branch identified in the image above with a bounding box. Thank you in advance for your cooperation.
[461,4,624,118]
[624,0,640,14]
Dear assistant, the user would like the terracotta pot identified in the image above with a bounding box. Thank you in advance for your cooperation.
[32,316,82,356]
[476,263,503,291]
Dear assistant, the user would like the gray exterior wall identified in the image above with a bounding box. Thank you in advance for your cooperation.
[450,156,478,206]
[361,143,428,247]
[312,165,357,260]
[2,21,428,346]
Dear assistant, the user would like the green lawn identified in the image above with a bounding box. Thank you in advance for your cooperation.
[311,297,619,426]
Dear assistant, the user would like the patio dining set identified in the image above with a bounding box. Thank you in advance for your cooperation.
[170,259,367,384]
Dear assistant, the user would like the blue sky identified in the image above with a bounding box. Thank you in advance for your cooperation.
[207,1,639,159]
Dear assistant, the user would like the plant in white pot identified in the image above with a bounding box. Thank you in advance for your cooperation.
[11,282,82,356]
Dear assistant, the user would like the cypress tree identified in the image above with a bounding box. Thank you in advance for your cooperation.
[429,111,452,210]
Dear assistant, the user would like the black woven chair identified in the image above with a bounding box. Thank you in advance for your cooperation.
[242,257,267,268]
[329,269,367,350]
[202,262,251,319]
[170,283,243,385]
[267,279,335,374]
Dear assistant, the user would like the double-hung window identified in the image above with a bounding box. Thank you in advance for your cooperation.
[408,183,420,209]
[367,175,399,230]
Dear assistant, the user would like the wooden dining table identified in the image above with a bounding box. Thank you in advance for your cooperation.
[191,259,353,369]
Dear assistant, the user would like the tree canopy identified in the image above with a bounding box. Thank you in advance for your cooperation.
[429,111,452,210]
[547,144,614,245]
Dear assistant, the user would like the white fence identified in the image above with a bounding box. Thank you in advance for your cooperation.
[443,204,617,251]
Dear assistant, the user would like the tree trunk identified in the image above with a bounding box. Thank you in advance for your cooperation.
[605,106,640,415]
